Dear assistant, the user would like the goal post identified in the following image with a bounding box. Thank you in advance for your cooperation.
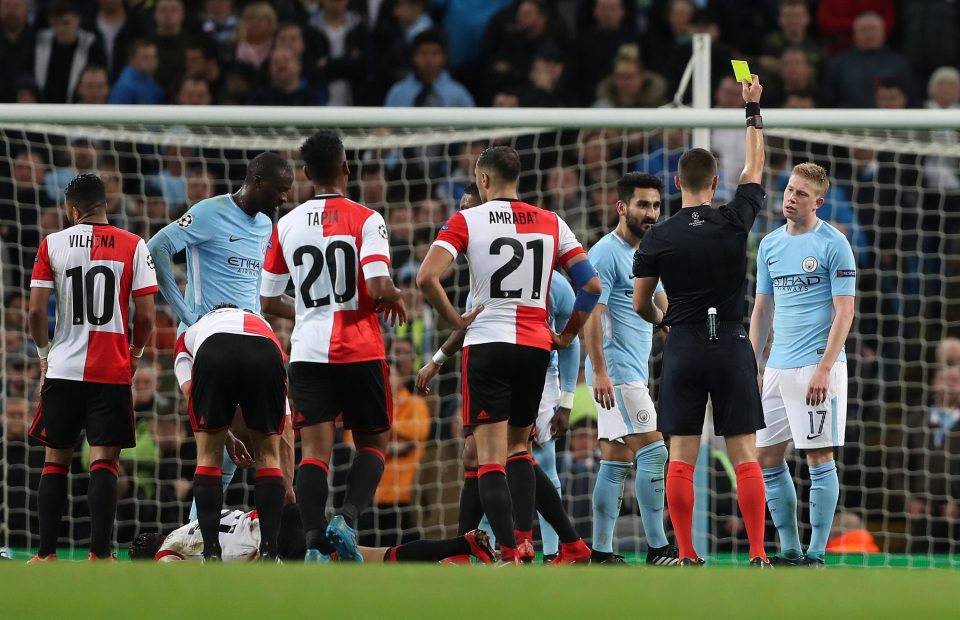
[0,104,958,566]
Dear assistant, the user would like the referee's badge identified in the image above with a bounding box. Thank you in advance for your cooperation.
[802,256,818,273]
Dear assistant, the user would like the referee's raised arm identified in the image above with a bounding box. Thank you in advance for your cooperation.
[739,74,765,186]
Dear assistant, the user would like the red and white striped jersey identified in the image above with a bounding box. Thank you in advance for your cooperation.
[30,223,158,385]
[173,307,284,386]
[434,200,585,351]
[156,509,260,562]
[260,194,391,364]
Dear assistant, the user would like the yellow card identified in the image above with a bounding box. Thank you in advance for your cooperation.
[731,60,752,83]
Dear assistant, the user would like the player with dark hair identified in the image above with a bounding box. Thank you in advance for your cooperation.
[148,151,295,520]
[584,172,678,565]
[173,305,288,561]
[417,146,601,563]
[129,506,495,564]
[417,179,589,564]
[28,174,157,561]
[632,75,770,567]
[261,130,407,563]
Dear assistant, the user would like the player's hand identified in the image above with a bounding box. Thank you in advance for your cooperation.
[806,366,830,406]
[226,431,255,469]
[378,298,407,326]
[551,331,575,350]
[416,361,441,395]
[742,74,762,103]
[551,406,571,438]
[593,371,615,410]
[130,355,140,379]
[39,358,48,387]
[455,303,485,331]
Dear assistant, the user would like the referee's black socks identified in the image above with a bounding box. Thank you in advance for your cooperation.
[88,459,119,559]
[254,467,285,558]
[193,465,223,558]
[340,447,385,528]
[297,458,335,553]
[37,462,69,558]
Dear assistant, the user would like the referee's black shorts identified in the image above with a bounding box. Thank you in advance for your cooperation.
[462,342,550,429]
[190,333,287,435]
[658,323,764,437]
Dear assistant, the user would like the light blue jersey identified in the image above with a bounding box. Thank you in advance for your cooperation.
[756,219,856,369]
[147,194,273,331]
[466,271,579,393]
[585,231,662,386]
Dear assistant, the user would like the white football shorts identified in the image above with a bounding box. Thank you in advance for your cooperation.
[756,362,848,450]
[534,368,560,445]
[595,380,658,441]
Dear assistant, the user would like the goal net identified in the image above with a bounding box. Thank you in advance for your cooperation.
[0,107,958,566]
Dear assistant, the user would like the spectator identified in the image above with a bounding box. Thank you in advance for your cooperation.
[98,156,135,231]
[513,44,572,107]
[571,0,637,106]
[481,0,567,103]
[310,0,374,105]
[201,0,239,48]
[359,164,388,211]
[385,29,473,108]
[641,0,694,78]
[820,11,914,108]
[73,64,110,104]
[185,165,217,207]
[634,128,690,203]
[248,46,326,106]
[938,337,960,368]
[923,67,960,189]
[175,76,213,106]
[874,76,909,110]
[0,0,36,97]
[901,1,960,86]
[88,0,134,82]
[45,138,97,202]
[108,39,165,105]
[0,149,52,287]
[661,7,735,96]
[784,90,816,109]
[387,204,415,267]
[542,165,585,219]
[431,0,514,80]
[393,0,433,45]
[592,46,667,109]
[357,352,431,547]
[817,0,895,54]
[34,0,106,104]
[184,36,224,103]
[234,1,277,74]
[758,0,826,79]
[148,144,192,211]
[151,0,188,93]
[906,366,960,554]
[133,362,173,416]
[765,46,816,108]
[12,75,39,104]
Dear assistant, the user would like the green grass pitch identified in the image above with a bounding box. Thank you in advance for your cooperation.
[2,562,958,620]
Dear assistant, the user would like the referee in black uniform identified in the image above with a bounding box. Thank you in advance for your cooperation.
[632,74,770,567]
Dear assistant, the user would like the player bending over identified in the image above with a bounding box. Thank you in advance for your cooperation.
[750,162,856,567]
[130,507,495,564]
[584,172,677,566]
[174,305,289,561]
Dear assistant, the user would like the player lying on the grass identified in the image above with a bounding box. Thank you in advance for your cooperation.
[129,506,495,564]
[417,184,591,565]
[750,162,856,567]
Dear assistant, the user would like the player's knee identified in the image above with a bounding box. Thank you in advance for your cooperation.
[806,448,835,467]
